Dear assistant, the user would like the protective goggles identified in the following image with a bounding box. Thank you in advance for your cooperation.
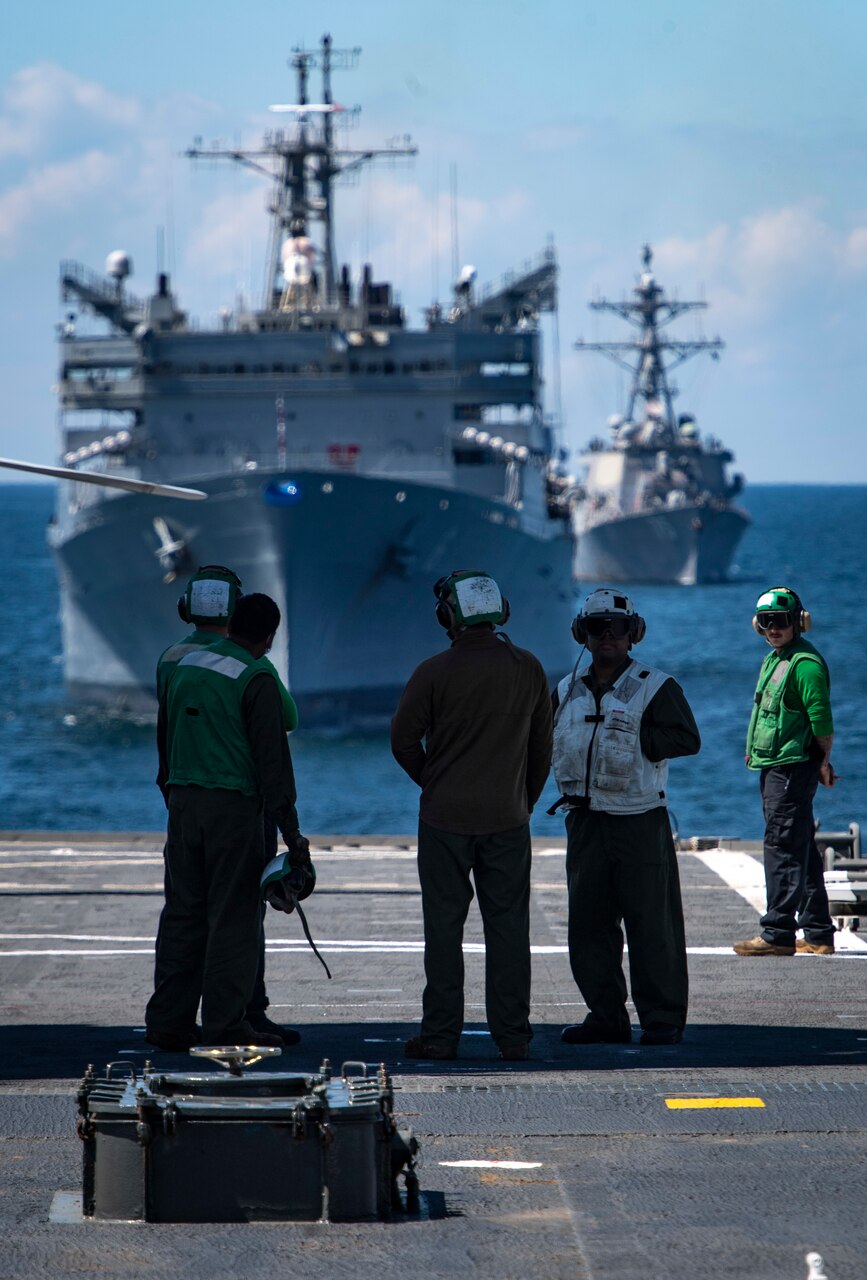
[584,615,632,638]
[755,611,793,631]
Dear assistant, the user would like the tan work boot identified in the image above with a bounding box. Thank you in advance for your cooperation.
[795,938,835,955]
[733,935,795,956]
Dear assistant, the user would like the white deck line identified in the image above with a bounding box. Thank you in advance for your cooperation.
[1,943,862,960]
[694,847,867,952]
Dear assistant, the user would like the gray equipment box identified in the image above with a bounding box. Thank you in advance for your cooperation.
[76,1054,419,1223]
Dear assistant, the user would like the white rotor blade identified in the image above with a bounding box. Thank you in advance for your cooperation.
[269,103,345,113]
[0,457,207,500]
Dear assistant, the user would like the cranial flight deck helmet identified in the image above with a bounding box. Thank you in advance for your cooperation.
[571,587,646,645]
[260,852,316,914]
[752,586,812,636]
[260,852,331,978]
[177,565,243,626]
[433,568,510,633]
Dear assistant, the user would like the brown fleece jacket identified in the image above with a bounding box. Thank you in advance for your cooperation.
[390,627,553,835]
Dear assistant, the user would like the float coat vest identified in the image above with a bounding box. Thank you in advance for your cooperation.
[165,638,276,795]
[157,629,216,703]
[553,660,671,814]
[158,631,298,732]
[746,639,829,770]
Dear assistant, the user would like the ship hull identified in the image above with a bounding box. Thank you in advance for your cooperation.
[573,502,750,586]
[52,469,576,727]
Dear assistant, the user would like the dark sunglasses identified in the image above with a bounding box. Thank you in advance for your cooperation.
[756,611,793,631]
[584,615,632,638]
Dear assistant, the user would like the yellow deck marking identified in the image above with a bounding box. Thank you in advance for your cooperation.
[665,1097,765,1110]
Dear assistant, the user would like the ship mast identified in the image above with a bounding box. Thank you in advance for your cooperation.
[185,33,416,311]
[575,245,723,440]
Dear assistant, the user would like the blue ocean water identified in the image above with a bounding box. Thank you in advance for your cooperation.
[0,482,864,839]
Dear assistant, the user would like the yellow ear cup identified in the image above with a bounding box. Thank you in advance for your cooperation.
[752,615,762,635]
[800,609,812,633]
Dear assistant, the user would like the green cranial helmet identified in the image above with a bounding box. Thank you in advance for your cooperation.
[178,565,243,626]
[433,568,510,631]
[260,852,316,915]
[755,587,799,615]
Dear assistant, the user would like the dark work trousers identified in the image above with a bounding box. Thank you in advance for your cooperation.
[416,819,533,1051]
[759,761,834,947]
[154,813,277,1020]
[565,805,688,1033]
[146,786,265,1044]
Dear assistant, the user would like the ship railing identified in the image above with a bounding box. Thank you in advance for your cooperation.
[59,375,144,409]
[475,247,557,305]
[176,451,459,484]
[60,260,147,319]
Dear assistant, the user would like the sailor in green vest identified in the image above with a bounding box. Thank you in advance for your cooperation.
[156,564,298,735]
[734,587,837,957]
[148,585,306,1050]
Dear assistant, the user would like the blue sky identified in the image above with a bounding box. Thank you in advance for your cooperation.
[2,0,867,482]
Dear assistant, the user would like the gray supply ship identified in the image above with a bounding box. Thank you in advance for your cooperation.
[571,246,749,585]
[49,36,576,725]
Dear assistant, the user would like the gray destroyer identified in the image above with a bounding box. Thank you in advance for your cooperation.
[571,246,749,585]
[50,36,575,725]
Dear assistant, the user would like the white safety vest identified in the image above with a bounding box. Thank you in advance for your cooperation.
[552,659,671,814]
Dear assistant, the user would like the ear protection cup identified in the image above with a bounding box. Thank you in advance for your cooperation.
[800,608,812,633]
[435,598,456,631]
[751,615,762,636]
[433,574,455,632]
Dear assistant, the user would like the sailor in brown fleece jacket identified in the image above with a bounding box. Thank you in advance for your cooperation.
[391,569,553,1062]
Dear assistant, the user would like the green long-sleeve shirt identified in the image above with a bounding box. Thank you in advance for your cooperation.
[778,641,834,737]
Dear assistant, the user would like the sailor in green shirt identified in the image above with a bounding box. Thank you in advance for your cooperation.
[154,565,301,1044]
[734,587,837,957]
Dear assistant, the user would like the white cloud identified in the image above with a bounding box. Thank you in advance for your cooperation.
[0,64,140,159]
[647,203,867,335]
[843,225,867,272]
[0,150,116,258]
[347,175,533,304]
[180,184,269,314]
[737,203,833,275]
[651,225,730,274]
[185,187,266,275]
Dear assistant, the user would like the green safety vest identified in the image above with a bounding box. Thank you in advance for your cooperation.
[157,630,299,732]
[745,640,829,770]
[165,638,277,795]
[157,629,216,703]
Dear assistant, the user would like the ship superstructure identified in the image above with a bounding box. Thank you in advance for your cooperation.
[50,35,576,724]
[571,246,749,585]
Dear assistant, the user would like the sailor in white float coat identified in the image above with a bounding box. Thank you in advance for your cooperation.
[550,588,700,1047]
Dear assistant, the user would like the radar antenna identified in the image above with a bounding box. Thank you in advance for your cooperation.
[575,245,724,437]
[185,33,417,310]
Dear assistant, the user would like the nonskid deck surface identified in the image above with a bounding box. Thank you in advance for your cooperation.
[1,833,864,1280]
